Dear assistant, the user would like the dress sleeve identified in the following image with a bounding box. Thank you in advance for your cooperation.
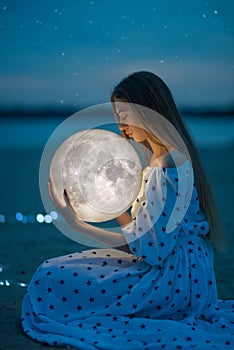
[121,164,193,266]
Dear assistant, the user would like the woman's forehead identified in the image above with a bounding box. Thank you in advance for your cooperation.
[114,101,132,114]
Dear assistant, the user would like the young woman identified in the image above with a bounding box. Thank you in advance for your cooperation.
[21,71,234,349]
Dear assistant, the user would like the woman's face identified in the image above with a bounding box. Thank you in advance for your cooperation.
[115,102,148,143]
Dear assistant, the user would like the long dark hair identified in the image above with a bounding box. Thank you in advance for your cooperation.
[111,71,224,251]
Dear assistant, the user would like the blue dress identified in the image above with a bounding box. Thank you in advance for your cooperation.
[21,161,234,349]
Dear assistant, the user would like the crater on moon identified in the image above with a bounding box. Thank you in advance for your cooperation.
[50,129,142,222]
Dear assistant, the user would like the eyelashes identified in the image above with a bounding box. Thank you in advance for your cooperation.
[119,115,128,124]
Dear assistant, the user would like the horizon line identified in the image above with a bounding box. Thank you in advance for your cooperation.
[0,105,234,118]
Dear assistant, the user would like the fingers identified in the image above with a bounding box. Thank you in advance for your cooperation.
[47,181,56,205]
[47,182,80,226]
[48,179,56,199]
[47,181,55,204]
[47,180,76,219]
[63,189,76,215]
[47,180,62,210]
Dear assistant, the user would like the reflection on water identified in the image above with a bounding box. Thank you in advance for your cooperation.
[0,211,59,224]
[0,264,27,288]
[0,279,27,287]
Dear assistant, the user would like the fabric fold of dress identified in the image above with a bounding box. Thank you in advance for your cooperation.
[21,162,234,349]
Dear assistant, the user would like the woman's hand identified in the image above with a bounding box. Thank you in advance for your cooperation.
[47,180,130,250]
[47,180,85,231]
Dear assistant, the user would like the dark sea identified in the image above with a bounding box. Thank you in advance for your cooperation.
[1,114,234,150]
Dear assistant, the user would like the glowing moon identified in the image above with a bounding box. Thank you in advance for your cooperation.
[50,129,142,222]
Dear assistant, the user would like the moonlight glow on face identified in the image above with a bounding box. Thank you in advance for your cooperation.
[120,122,148,142]
[115,102,148,142]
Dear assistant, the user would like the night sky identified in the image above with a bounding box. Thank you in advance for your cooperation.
[0,0,233,109]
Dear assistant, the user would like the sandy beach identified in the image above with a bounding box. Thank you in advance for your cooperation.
[0,145,234,349]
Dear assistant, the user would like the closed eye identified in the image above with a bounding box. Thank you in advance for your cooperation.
[119,115,128,123]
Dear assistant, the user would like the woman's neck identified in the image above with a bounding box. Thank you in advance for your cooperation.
[146,138,177,167]
[147,138,169,159]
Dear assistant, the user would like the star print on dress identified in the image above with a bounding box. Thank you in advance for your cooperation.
[22,161,234,349]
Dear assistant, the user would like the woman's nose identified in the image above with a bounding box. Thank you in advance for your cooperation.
[119,123,128,131]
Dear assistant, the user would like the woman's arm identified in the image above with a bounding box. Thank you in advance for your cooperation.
[48,182,131,253]
[116,212,132,226]
[68,216,131,253]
